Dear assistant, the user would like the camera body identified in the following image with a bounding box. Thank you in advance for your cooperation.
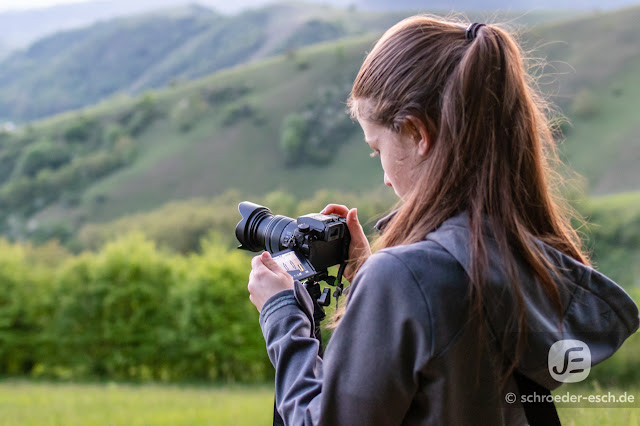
[236,202,350,280]
[292,213,349,271]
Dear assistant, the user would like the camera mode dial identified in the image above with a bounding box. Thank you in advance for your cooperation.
[297,223,310,233]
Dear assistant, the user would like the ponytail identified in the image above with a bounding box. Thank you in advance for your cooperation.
[342,15,590,384]
[438,23,586,380]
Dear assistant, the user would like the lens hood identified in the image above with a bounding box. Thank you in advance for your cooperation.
[235,201,271,251]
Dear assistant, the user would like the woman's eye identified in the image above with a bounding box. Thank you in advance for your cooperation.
[369,150,380,158]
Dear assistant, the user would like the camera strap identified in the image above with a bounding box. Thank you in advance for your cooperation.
[273,402,285,426]
[514,371,561,426]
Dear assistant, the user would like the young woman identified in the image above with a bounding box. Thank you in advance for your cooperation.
[247,16,638,425]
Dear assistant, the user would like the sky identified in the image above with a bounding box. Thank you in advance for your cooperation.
[0,0,93,12]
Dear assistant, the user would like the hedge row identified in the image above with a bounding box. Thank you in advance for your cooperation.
[0,234,270,382]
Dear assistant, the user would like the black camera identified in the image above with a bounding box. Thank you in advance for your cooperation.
[236,202,351,420]
[235,201,350,283]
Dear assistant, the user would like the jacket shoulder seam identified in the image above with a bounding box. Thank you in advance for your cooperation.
[376,248,439,360]
[417,238,481,359]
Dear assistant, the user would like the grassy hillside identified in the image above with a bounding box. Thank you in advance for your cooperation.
[577,192,640,288]
[0,0,605,53]
[0,0,220,49]
[0,1,601,123]
[45,36,380,225]
[523,5,640,194]
[0,3,406,123]
[0,5,220,121]
[1,6,640,241]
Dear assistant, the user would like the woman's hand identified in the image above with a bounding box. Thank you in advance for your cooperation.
[248,251,294,312]
[320,204,372,282]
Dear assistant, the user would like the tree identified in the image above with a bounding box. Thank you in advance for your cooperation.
[280,113,307,164]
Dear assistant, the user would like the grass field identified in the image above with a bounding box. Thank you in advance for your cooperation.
[0,380,273,426]
[0,380,638,425]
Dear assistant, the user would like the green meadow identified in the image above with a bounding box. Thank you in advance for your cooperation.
[0,380,638,425]
[0,380,273,425]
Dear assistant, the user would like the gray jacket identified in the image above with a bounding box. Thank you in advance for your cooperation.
[258,212,639,425]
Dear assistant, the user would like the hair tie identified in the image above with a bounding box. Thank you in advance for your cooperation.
[465,23,485,41]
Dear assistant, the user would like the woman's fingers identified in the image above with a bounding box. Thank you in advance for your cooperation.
[344,208,372,282]
[248,252,294,312]
[321,204,350,217]
[346,208,371,251]
[259,251,286,275]
[250,252,283,278]
[320,204,372,282]
[346,208,364,237]
[321,205,371,258]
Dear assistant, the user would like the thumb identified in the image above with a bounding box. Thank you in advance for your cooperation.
[347,209,365,237]
[260,251,285,274]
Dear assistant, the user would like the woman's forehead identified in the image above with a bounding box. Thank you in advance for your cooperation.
[350,98,375,120]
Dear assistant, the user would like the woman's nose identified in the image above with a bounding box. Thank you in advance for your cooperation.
[383,173,392,187]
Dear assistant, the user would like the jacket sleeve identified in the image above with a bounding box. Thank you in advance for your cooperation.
[259,251,433,425]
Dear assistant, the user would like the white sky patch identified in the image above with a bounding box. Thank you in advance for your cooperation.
[0,0,94,12]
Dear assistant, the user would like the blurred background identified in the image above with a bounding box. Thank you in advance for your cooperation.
[0,0,639,424]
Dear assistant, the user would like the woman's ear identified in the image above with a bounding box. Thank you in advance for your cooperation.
[405,116,431,157]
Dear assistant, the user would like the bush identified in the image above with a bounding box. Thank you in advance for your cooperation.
[277,81,358,167]
[76,192,242,253]
[172,95,209,133]
[120,93,158,136]
[279,113,307,163]
[0,148,20,186]
[204,85,251,105]
[221,103,255,127]
[0,240,53,375]
[0,149,127,214]
[102,123,127,145]
[49,234,178,380]
[64,116,100,143]
[15,140,71,177]
[170,239,269,381]
[63,116,101,143]
[0,231,274,381]
[263,191,298,217]
[0,176,38,210]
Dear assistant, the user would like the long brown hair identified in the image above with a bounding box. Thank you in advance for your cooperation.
[340,15,590,380]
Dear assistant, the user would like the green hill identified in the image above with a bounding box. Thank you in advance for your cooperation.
[0,2,594,124]
[523,5,640,195]
[0,0,605,54]
[0,3,407,123]
[1,5,640,242]
[2,35,379,230]
[577,191,640,288]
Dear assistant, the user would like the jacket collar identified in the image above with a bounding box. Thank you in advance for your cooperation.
[374,209,470,234]
[374,210,399,233]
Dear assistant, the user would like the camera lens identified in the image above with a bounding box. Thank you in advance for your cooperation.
[236,202,297,253]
